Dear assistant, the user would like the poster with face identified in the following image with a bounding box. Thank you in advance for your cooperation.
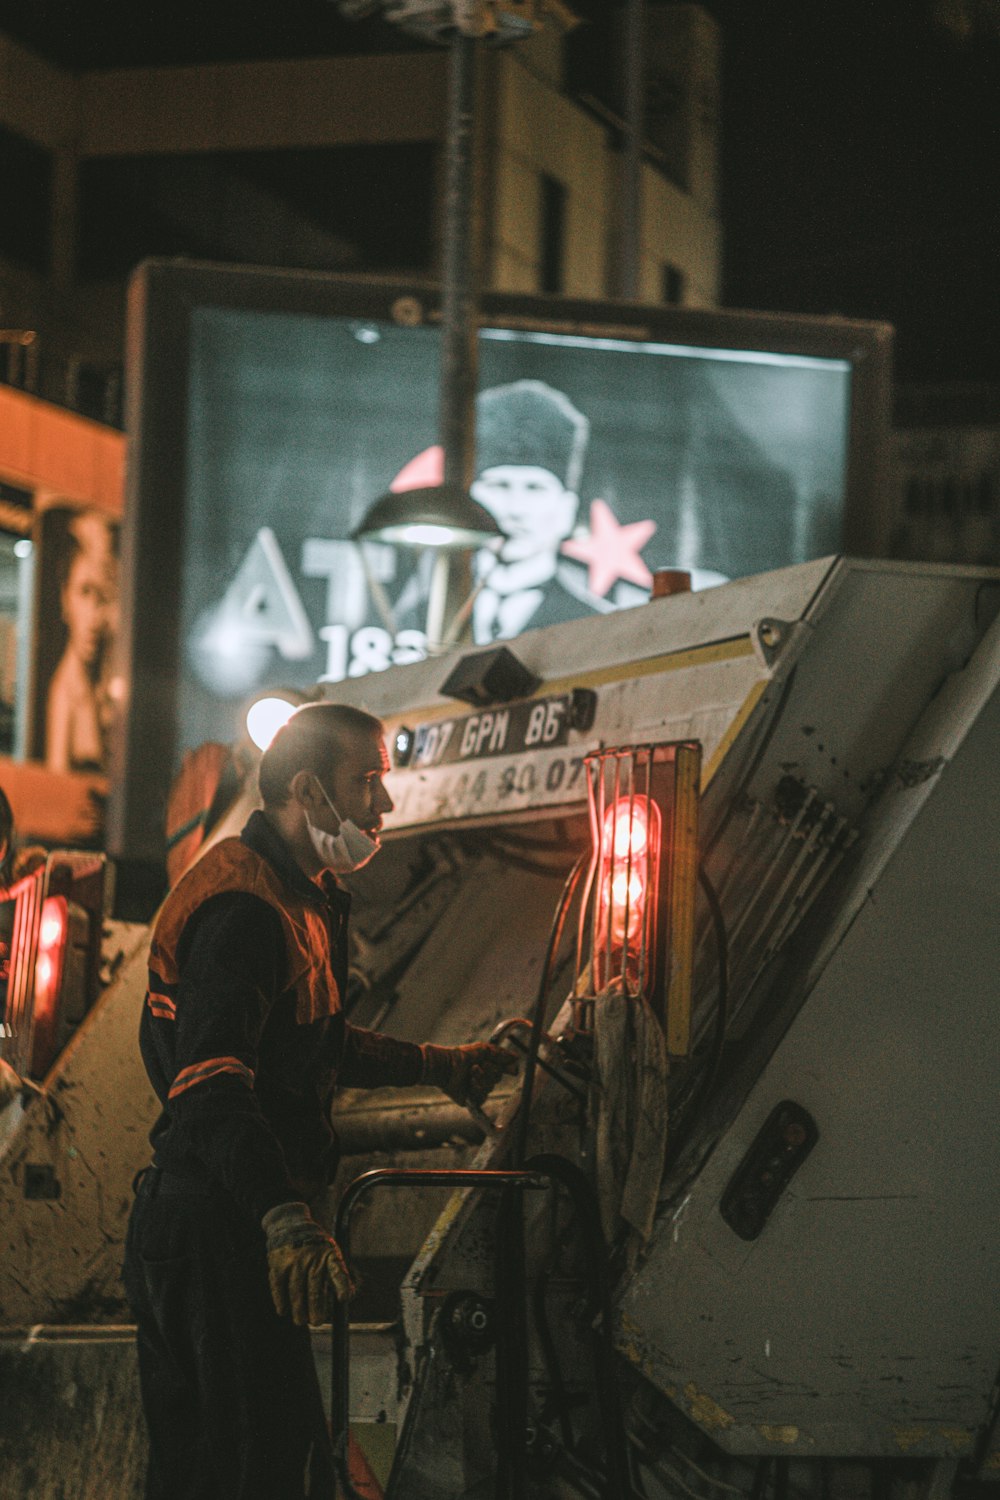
[31,505,122,777]
[175,308,853,753]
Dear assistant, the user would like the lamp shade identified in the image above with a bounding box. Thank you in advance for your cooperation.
[350,483,502,549]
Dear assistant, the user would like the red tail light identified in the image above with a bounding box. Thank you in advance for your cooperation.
[30,895,69,1074]
[0,853,105,1080]
[593,790,661,995]
[576,742,701,1042]
[607,798,650,861]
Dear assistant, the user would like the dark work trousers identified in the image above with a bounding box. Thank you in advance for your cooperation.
[123,1169,335,1500]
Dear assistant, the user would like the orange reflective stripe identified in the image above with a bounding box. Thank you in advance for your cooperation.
[151,838,341,1024]
[147,964,178,1022]
[168,1056,255,1099]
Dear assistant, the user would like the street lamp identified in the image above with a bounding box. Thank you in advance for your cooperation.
[350,482,501,647]
[341,1,544,649]
[350,483,498,551]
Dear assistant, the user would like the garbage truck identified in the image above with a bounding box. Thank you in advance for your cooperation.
[1,552,999,1500]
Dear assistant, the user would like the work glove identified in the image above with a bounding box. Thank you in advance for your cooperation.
[420,1042,518,1109]
[261,1201,355,1327]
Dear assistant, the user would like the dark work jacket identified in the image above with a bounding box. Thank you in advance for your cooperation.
[139,809,423,1222]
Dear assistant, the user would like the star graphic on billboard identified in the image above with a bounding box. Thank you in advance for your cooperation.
[390,444,443,491]
[561,499,656,597]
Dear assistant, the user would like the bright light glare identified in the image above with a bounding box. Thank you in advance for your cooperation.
[203,615,250,661]
[605,866,646,949]
[604,799,649,861]
[39,907,65,951]
[246,697,298,750]
[35,952,54,990]
[13,539,32,559]
[385,523,469,547]
[610,869,645,908]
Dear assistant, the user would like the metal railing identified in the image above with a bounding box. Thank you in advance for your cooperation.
[331,1157,631,1500]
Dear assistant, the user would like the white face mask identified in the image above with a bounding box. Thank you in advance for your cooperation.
[306,780,381,874]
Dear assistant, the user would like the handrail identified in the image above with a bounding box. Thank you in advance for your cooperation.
[488,1016,588,1102]
[332,1167,549,1500]
[330,1159,630,1500]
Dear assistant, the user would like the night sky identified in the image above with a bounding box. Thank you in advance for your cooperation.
[718,0,1000,385]
[1,0,997,383]
[572,0,1000,383]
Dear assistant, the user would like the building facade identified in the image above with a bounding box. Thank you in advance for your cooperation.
[890,384,1000,567]
[0,7,723,419]
[0,5,722,847]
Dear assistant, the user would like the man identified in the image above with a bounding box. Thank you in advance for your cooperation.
[350,379,670,667]
[123,702,515,1500]
[384,380,608,650]
[470,379,594,643]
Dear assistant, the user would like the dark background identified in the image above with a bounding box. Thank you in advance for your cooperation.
[0,0,996,383]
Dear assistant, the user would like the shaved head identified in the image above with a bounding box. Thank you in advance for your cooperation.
[257,703,385,809]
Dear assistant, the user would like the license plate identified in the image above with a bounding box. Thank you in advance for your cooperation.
[410,694,572,768]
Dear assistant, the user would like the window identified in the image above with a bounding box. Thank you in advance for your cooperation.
[0,125,52,274]
[662,263,686,305]
[539,173,566,295]
[77,144,438,282]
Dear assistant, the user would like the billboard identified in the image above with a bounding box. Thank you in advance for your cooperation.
[112,260,892,859]
[31,505,121,778]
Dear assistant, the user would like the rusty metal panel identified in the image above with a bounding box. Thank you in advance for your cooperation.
[0,923,153,1325]
[0,1328,145,1500]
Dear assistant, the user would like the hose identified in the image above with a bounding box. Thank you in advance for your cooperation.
[494,1185,530,1500]
[525,1153,631,1500]
[494,852,586,1493]
[511,851,589,1170]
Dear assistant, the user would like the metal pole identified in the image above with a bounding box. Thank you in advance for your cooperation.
[619,0,645,300]
[424,548,452,653]
[427,28,480,650]
[441,29,479,493]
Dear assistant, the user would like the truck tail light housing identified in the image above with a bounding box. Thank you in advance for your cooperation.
[0,853,106,1082]
[30,896,69,1076]
[593,786,661,993]
[575,742,701,1051]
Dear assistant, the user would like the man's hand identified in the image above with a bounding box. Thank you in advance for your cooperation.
[421,1042,519,1109]
[261,1201,355,1326]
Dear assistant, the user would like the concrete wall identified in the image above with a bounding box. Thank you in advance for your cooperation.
[75,53,448,156]
[486,50,613,297]
[0,33,75,150]
[0,15,723,394]
[484,41,721,304]
[891,419,1000,565]
[639,158,721,306]
[0,1330,146,1500]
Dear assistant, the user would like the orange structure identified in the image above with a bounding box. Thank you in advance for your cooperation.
[0,385,124,846]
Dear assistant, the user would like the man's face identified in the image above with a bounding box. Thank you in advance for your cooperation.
[471,465,578,564]
[324,728,394,836]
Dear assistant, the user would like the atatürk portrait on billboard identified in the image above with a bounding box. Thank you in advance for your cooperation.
[172,299,854,753]
[388,378,693,645]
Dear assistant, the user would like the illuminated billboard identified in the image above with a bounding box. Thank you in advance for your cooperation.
[31,505,121,778]
[111,260,892,859]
